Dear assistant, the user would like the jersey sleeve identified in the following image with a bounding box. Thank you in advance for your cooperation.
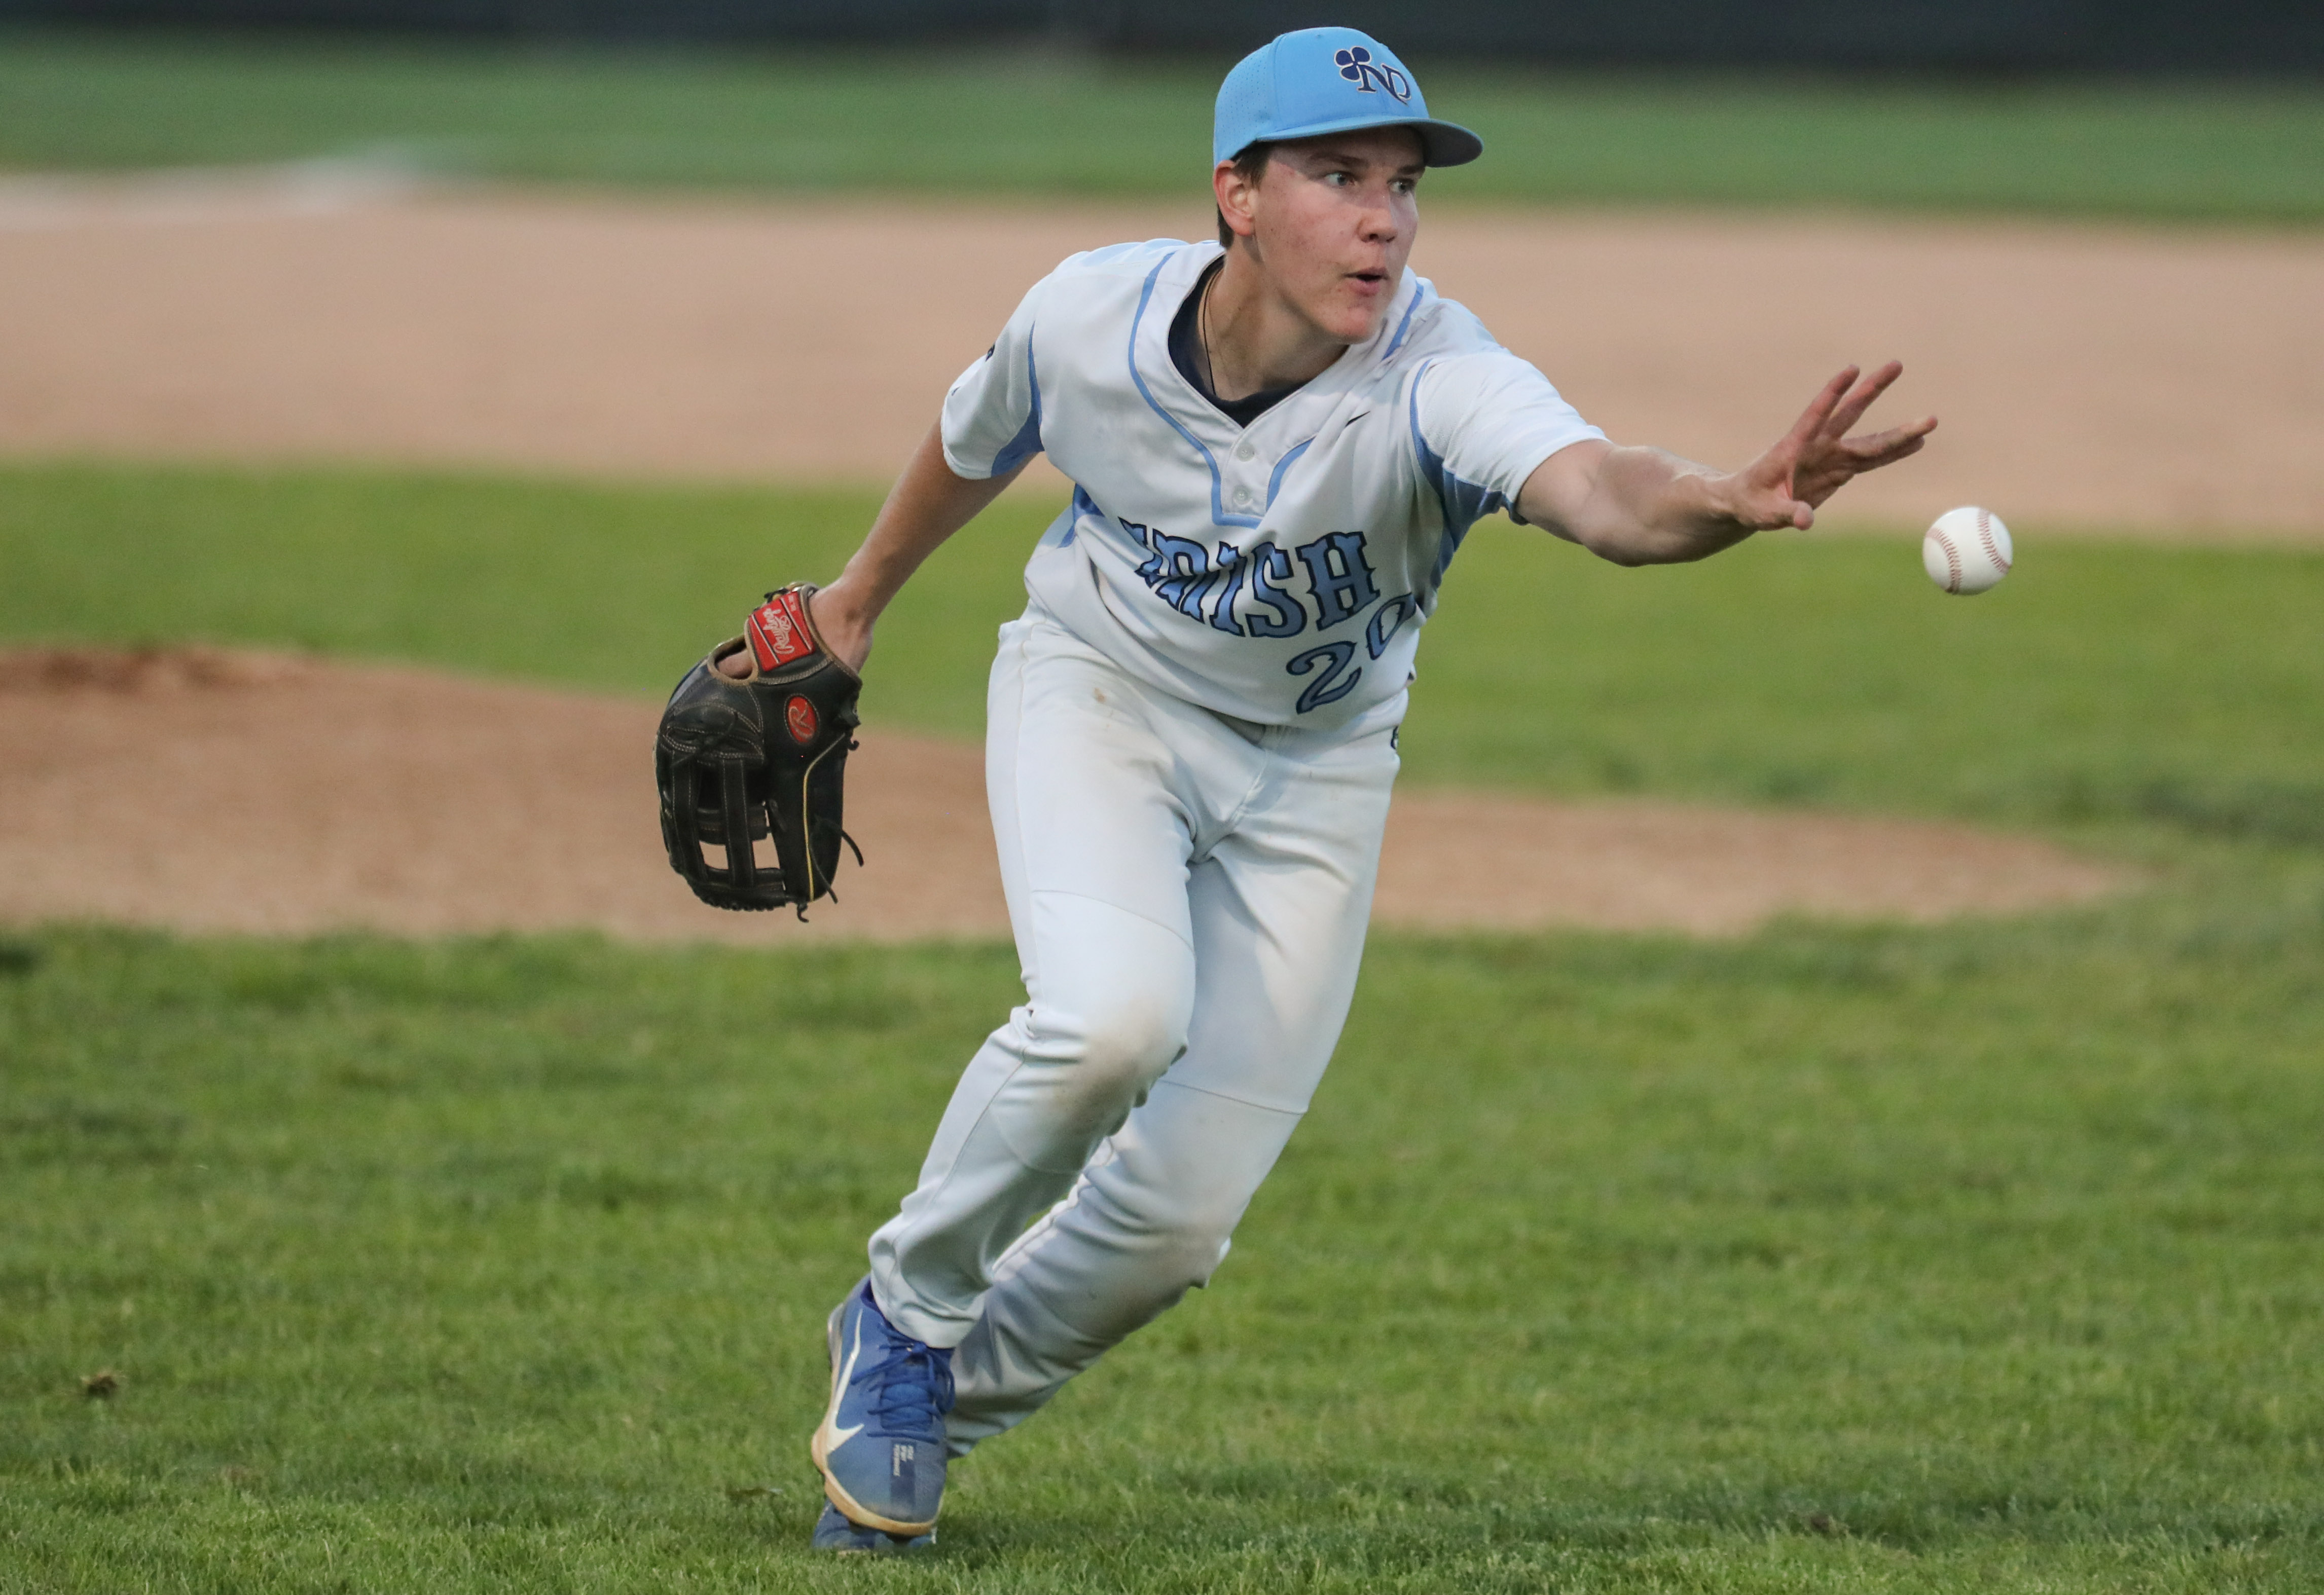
[939,268,1061,480]
[1410,350,1605,528]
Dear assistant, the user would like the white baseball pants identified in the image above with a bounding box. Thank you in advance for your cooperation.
[865,607,1399,1455]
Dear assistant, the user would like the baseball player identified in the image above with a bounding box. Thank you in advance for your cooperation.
[780,26,1935,1552]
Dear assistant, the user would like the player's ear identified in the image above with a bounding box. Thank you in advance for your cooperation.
[1214,156,1262,251]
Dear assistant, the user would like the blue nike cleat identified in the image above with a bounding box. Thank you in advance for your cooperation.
[810,1501,936,1554]
[809,1276,954,1537]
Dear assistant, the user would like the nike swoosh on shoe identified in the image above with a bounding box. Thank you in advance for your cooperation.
[816,1313,868,1457]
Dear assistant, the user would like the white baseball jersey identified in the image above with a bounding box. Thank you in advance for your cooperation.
[941,237,1605,732]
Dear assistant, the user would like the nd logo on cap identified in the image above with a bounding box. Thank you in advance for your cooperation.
[1333,45,1410,102]
[1212,27,1484,168]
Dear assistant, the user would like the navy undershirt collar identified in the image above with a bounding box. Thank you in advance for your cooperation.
[1169,259,1301,429]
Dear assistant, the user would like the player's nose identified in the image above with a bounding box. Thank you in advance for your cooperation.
[1356,194,1402,242]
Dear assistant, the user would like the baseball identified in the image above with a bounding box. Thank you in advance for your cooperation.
[1923,506,2013,595]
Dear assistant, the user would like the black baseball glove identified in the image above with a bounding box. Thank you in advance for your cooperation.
[656,583,863,916]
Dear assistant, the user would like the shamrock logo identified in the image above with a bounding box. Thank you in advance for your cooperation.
[1333,45,1412,103]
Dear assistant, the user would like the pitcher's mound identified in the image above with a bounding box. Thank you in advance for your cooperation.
[0,648,2118,943]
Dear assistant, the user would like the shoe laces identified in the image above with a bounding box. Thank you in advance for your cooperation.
[861,1331,955,1439]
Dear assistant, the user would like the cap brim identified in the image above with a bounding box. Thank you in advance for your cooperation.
[1234,114,1483,168]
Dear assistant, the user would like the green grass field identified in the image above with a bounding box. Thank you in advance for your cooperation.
[5,460,2323,1589]
[7,880,2324,1589]
[6,29,2324,220]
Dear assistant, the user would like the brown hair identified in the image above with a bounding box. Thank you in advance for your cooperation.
[1216,142,1274,250]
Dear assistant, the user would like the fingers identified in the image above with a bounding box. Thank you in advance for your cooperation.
[1781,365,1860,455]
[1852,434,1928,473]
[1758,365,1928,524]
[1841,416,1938,468]
[1795,410,1936,497]
[1736,490,1816,532]
[1794,432,1929,508]
[1769,496,1814,531]
[1820,359,1905,440]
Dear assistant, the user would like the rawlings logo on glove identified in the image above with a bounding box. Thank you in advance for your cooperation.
[747,588,818,672]
[785,696,819,744]
[656,583,863,915]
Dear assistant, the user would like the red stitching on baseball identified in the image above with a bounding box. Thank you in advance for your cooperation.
[1977,508,2010,573]
[1934,529,1962,591]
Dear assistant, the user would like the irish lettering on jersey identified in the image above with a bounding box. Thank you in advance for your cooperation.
[1116,520,1418,713]
[940,238,1603,731]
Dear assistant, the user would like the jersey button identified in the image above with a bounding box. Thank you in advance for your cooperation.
[1232,487,1254,509]
[1234,441,1256,462]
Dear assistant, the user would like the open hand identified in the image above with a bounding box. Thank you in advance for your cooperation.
[1724,362,1936,531]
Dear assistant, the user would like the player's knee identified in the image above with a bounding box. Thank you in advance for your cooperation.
[1007,986,1189,1159]
[1069,995,1186,1103]
[1147,1218,1237,1293]
[1122,1173,1248,1279]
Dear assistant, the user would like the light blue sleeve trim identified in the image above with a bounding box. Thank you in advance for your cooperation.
[1048,483,1145,555]
[989,337,1044,476]
[1127,258,1261,531]
[1407,361,1511,591]
[1036,497,1078,549]
[1042,484,1107,548]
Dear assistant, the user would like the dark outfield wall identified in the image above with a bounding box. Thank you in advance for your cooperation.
[5,0,2321,73]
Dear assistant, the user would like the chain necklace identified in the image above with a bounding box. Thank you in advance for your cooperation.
[1196,266,1220,397]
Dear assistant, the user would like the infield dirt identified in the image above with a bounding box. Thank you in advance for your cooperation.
[2,180,2320,533]
[0,648,2119,943]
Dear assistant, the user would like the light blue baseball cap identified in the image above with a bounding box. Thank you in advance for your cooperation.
[1213,27,1482,168]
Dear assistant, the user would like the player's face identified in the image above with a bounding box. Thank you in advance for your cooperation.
[1247,130,1425,344]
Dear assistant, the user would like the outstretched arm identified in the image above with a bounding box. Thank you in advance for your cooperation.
[1516,362,1936,567]
[720,423,1022,679]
